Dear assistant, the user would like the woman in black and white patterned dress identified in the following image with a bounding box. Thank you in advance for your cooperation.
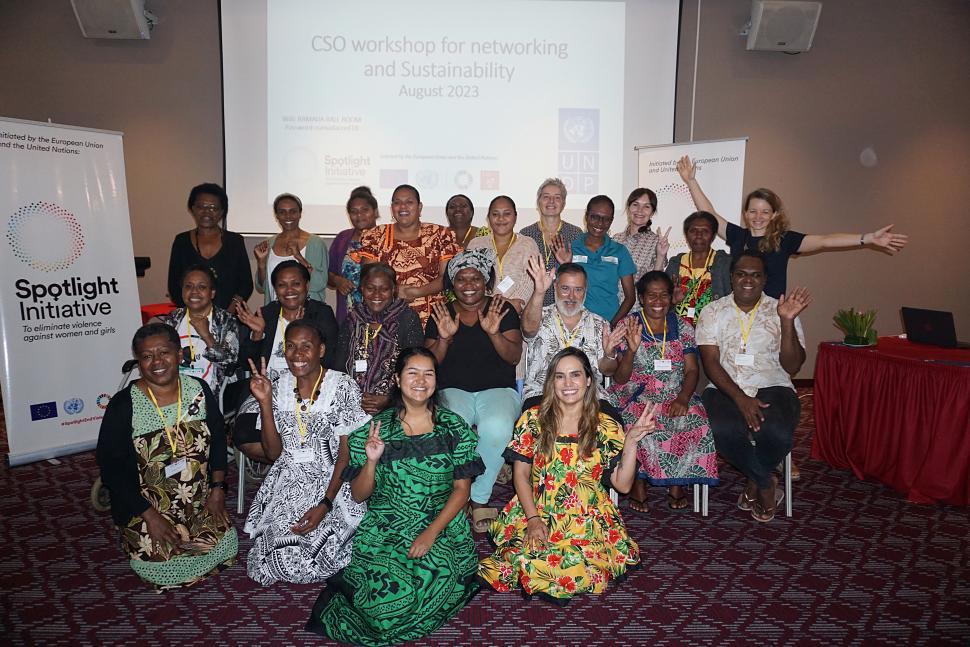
[240,320,370,585]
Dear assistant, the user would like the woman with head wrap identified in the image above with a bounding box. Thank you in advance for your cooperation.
[425,247,523,533]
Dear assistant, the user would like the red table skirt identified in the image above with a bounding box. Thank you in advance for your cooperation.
[811,339,970,505]
[140,302,177,324]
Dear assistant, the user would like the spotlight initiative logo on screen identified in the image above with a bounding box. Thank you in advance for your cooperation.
[6,201,85,272]
[558,109,599,195]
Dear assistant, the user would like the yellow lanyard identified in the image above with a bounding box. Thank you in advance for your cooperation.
[733,298,762,353]
[554,310,581,348]
[640,312,667,358]
[491,233,517,278]
[146,380,183,456]
[294,367,324,446]
[540,221,562,266]
[185,309,211,363]
[279,311,289,352]
[362,323,383,360]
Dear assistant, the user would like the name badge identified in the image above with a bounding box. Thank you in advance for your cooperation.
[573,255,588,263]
[686,307,696,318]
[290,447,315,464]
[734,353,755,366]
[354,359,368,373]
[164,458,187,478]
[654,359,672,371]
[604,255,619,264]
[496,275,515,294]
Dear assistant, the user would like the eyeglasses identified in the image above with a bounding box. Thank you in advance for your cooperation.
[193,203,223,213]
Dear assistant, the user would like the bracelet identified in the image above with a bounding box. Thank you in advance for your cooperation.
[209,480,228,491]
[319,495,333,511]
[860,234,866,246]
[525,514,541,522]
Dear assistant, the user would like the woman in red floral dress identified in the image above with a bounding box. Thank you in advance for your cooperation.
[478,347,655,602]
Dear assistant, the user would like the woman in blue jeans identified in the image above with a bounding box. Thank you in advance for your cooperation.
[425,248,522,533]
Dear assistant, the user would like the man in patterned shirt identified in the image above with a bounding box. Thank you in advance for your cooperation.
[520,256,625,423]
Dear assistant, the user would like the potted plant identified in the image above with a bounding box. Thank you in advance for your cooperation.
[833,308,877,346]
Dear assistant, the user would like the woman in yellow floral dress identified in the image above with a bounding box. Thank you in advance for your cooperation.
[97,323,237,590]
[479,347,656,601]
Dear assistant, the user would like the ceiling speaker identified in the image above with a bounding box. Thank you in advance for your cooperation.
[70,0,151,40]
[746,1,822,52]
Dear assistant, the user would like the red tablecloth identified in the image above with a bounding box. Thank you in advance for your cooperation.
[140,302,177,324]
[811,338,970,505]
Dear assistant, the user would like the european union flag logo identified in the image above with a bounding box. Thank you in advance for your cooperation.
[29,401,58,421]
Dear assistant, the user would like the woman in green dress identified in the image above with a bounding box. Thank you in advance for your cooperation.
[96,323,237,590]
[307,346,483,645]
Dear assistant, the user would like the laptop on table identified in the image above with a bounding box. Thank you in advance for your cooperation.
[900,307,970,349]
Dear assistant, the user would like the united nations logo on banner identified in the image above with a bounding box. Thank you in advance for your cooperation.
[6,201,85,272]
[63,397,84,415]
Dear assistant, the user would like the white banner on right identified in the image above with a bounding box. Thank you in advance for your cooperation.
[635,138,747,256]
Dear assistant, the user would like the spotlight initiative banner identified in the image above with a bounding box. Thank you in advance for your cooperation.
[635,138,747,255]
[0,117,142,466]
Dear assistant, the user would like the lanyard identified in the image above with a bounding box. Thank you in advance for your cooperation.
[294,367,324,446]
[146,380,183,456]
[279,311,289,352]
[362,323,383,360]
[640,312,667,358]
[491,233,517,278]
[681,250,714,303]
[554,310,581,348]
[733,298,762,352]
[185,309,211,363]
[540,221,562,266]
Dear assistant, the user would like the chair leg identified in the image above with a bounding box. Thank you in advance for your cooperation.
[610,488,619,506]
[784,452,793,517]
[693,484,700,513]
[702,484,709,517]
[237,449,246,515]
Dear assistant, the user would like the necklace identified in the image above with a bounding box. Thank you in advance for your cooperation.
[293,367,324,445]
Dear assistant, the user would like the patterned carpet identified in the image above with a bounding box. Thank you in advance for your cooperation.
[1,390,967,646]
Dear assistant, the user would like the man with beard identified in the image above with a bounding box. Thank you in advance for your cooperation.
[519,257,625,423]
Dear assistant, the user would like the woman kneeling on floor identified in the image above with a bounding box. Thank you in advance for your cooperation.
[242,320,370,585]
[307,346,483,645]
[96,323,237,590]
[479,347,655,602]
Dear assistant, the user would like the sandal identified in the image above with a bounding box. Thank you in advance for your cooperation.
[471,506,498,534]
[628,496,649,513]
[737,491,756,512]
[667,487,690,511]
[751,489,785,523]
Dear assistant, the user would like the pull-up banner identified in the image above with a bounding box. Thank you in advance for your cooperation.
[0,117,142,466]
[635,137,747,255]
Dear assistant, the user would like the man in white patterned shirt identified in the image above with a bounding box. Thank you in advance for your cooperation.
[520,256,625,423]
[696,250,811,523]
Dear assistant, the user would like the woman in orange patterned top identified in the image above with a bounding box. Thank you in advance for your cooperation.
[355,185,460,326]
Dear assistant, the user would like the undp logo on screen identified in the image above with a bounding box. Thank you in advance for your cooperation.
[6,201,85,272]
[558,108,599,195]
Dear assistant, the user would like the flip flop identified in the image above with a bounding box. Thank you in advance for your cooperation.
[627,496,649,513]
[667,491,690,511]
[471,507,498,534]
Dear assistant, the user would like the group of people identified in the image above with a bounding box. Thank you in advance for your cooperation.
[97,162,908,645]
